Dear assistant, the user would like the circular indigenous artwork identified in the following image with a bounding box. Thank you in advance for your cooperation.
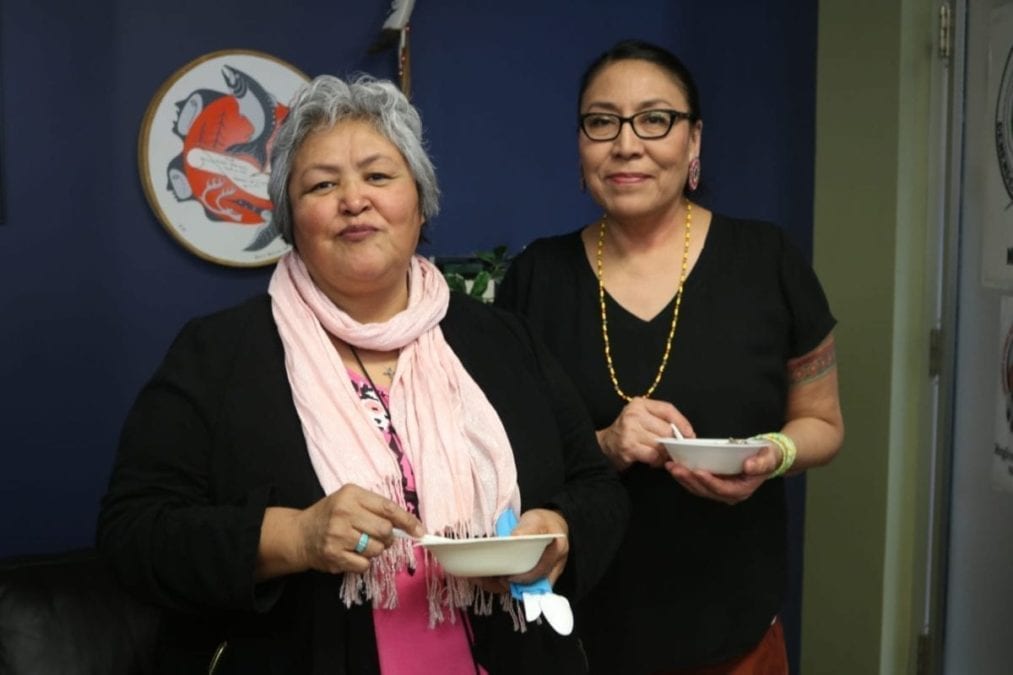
[139,50,308,267]
[1004,322,1013,434]
[996,46,1013,207]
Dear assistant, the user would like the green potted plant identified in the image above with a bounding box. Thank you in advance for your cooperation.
[435,245,511,303]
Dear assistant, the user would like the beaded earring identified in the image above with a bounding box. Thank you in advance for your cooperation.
[687,157,701,192]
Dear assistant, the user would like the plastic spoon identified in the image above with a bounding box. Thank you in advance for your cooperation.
[392,528,455,545]
[537,592,574,635]
[670,422,685,440]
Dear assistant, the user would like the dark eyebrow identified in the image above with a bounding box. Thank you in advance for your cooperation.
[583,99,676,113]
[356,153,399,170]
[297,162,340,177]
[298,153,399,177]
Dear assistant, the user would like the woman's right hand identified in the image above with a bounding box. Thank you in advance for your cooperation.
[298,484,424,575]
[257,484,423,580]
[596,397,695,470]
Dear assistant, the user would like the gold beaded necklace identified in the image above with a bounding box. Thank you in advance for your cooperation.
[596,202,692,401]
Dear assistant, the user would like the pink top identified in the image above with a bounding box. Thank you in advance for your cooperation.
[349,371,486,675]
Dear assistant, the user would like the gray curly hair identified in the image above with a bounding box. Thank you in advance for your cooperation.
[268,74,440,244]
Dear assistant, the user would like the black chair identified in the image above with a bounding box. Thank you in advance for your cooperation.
[0,549,160,675]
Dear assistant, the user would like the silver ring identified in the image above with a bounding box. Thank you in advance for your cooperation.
[354,532,370,554]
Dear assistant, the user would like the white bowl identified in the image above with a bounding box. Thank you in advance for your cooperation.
[420,534,563,577]
[657,437,768,475]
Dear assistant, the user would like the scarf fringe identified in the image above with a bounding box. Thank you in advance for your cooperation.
[337,516,527,631]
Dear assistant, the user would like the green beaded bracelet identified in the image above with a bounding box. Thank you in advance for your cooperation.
[758,432,797,478]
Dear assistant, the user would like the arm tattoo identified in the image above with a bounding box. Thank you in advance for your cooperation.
[787,337,837,384]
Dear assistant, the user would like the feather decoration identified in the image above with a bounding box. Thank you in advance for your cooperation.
[398,28,412,98]
[368,0,417,97]
[369,0,416,53]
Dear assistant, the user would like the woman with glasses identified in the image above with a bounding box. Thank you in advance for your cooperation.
[496,40,844,674]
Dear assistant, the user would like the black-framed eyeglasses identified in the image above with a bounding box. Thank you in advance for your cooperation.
[579,109,695,141]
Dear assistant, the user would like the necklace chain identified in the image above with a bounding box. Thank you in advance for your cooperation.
[596,203,692,402]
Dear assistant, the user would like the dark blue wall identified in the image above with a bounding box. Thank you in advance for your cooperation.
[0,0,816,669]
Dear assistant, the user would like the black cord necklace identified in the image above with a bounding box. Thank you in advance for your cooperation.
[347,343,424,521]
[347,344,396,424]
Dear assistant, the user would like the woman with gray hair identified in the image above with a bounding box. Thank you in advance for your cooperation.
[97,74,628,675]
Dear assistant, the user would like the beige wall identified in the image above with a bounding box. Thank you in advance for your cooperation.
[804,1,938,673]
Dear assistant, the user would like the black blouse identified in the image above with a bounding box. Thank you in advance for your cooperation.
[496,213,835,672]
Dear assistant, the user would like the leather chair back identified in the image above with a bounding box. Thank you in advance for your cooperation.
[0,549,160,675]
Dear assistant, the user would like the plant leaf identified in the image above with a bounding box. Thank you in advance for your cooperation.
[470,270,491,299]
[445,272,467,293]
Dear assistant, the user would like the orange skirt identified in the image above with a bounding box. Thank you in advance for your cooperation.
[653,618,788,675]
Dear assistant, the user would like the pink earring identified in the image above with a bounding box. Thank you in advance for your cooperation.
[688,157,701,192]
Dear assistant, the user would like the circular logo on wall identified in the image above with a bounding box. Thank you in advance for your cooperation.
[995,46,1013,208]
[1003,321,1013,434]
[138,50,308,267]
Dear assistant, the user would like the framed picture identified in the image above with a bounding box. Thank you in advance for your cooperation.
[986,6,1013,288]
[138,49,308,267]
[994,296,1013,492]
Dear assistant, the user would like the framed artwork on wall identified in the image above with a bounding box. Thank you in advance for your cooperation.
[995,296,1013,492]
[138,49,308,267]
[985,6,1013,288]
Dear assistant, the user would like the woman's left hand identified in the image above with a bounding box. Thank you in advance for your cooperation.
[474,508,570,594]
[664,442,781,505]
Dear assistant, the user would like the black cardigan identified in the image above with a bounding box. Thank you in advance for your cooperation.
[97,292,628,675]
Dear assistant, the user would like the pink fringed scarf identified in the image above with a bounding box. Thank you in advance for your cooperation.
[268,252,521,624]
